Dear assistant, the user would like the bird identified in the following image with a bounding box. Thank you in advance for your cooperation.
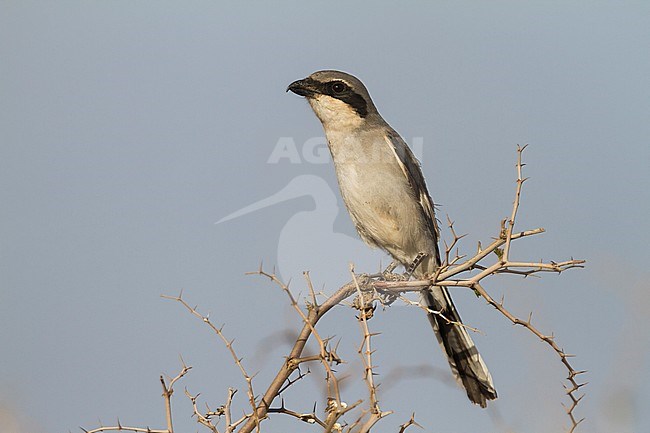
[287,70,497,407]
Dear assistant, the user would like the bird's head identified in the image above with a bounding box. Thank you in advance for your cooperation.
[287,70,378,130]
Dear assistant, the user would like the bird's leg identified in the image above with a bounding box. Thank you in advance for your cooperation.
[378,260,404,287]
[406,252,428,278]
[383,260,400,275]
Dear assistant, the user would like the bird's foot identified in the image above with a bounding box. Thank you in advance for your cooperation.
[405,252,428,278]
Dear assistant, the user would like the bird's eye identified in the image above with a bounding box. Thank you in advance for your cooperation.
[331,82,346,93]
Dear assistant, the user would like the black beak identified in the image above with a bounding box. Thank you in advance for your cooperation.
[286,78,318,97]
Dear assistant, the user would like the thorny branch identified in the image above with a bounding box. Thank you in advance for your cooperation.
[160,293,260,433]
[238,145,585,433]
[371,145,585,432]
[472,282,587,432]
[260,270,362,432]
[81,360,191,433]
[397,413,422,433]
[351,267,393,433]
[85,146,585,433]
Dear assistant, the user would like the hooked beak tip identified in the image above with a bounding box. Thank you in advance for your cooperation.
[287,78,314,97]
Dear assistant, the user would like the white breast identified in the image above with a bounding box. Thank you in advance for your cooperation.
[324,128,436,265]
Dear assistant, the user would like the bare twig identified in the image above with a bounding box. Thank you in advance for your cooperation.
[238,270,359,433]
[490,144,585,432]
[503,144,529,261]
[268,399,327,428]
[472,282,586,431]
[255,269,364,432]
[224,388,237,432]
[397,413,422,433]
[160,358,191,433]
[82,362,191,433]
[304,271,320,309]
[161,293,259,430]
[397,295,483,334]
[276,366,312,396]
[351,267,393,433]
[82,425,168,433]
[185,388,220,433]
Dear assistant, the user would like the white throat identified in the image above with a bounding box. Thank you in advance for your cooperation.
[308,94,365,132]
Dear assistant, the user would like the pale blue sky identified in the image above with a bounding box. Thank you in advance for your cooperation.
[1,2,649,433]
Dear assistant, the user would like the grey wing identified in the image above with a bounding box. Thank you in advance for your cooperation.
[385,129,442,265]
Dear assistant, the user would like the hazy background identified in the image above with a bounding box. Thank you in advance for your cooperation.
[1,2,649,433]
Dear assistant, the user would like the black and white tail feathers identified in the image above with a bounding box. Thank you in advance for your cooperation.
[422,288,497,407]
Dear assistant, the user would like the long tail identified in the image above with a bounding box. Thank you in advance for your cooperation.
[422,287,497,407]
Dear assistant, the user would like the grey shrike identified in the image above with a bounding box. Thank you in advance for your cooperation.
[287,70,497,407]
